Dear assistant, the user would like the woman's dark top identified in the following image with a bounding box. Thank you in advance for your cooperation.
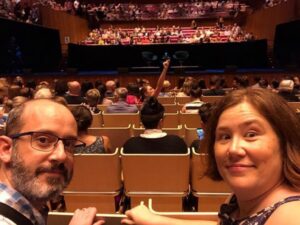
[75,136,105,154]
[123,135,187,154]
[219,195,300,225]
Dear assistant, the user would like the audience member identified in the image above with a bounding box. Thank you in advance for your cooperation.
[33,87,53,99]
[84,88,101,114]
[71,105,111,153]
[278,79,299,102]
[190,103,214,151]
[122,88,300,225]
[123,97,187,154]
[176,79,194,97]
[12,96,28,108]
[0,99,103,225]
[97,83,113,105]
[159,80,172,97]
[126,82,140,105]
[54,79,68,97]
[105,80,116,97]
[181,82,204,113]
[64,81,85,104]
[106,87,138,113]
[203,75,225,96]
[140,59,170,102]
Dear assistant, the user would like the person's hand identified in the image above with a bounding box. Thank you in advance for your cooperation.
[163,59,170,69]
[121,204,160,225]
[68,207,105,225]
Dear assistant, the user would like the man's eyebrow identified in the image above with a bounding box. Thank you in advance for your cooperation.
[30,130,77,139]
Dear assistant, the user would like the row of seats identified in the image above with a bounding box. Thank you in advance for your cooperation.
[48,198,219,225]
[62,148,231,215]
[83,111,202,128]
[88,124,199,150]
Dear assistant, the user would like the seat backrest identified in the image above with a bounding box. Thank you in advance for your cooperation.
[191,149,231,193]
[65,149,122,192]
[184,125,199,146]
[121,148,190,194]
[179,112,202,128]
[163,112,179,128]
[157,96,176,104]
[162,103,178,113]
[97,104,108,112]
[102,112,140,127]
[287,102,300,112]
[88,125,131,149]
[201,96,223,104]
[91,113,103,127]
[176,96,192,104]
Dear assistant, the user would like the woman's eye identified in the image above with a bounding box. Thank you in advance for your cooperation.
[217,134,231,141]
[245,132,257,138]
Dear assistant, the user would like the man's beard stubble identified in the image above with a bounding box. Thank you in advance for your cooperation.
[8,146,73,203]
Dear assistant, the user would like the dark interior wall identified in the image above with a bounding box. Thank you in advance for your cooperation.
[39,6,90,54]
[274,20,300,68]
[244,0,297,48]
[0,18,61,73]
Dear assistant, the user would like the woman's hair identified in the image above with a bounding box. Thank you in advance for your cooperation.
[204,88,300,189]
[86,88,100,107]
[97,84,106,104]
[127,82,140,97]
[140,97,165,129]
[71,105,93,133]
[190,82,202,99]
[198,103,213,124]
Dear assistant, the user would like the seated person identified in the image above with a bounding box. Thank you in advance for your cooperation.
[123,97,187,154]
[203,75,225,96]
[71,105,111,153]
[190,103,214,152]
[181,82,204,113]
[140,59,170,102]
[126,82,140,105]
[278,79,299,102]
[106,87,139,113]
[84,88,101,114]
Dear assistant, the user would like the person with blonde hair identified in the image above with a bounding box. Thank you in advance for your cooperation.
[85,88,101,114]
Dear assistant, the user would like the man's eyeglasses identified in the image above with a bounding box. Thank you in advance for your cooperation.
[9,131,86,154]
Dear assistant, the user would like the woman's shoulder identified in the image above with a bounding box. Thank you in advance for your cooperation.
[266,196,300,225]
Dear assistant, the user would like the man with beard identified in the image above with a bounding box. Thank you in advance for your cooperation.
[0,99,104,225]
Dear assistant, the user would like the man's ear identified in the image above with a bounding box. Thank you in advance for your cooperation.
[0,136,13,163]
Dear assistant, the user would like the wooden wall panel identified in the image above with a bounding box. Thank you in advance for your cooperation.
[244,0,297,48]
[39,6,89,54]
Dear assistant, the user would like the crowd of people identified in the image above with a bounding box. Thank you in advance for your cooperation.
[0,0,40,24]
[265,0,288,8]
[0,77,300,224]
[82,22,254,45]
[38,0,247,21]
